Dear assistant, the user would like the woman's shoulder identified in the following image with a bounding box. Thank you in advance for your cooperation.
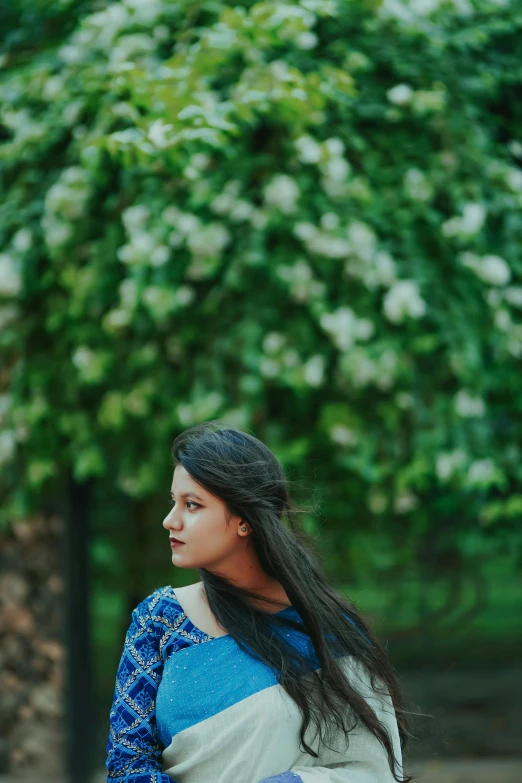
[134,584,183,624]
[133,584,214,649]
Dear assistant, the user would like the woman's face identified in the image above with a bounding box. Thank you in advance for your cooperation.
[162,463,245,569]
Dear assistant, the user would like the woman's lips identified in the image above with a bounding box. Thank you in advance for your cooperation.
[170,540,185,547]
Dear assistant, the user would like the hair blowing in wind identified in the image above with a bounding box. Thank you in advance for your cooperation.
[171,419,416,783]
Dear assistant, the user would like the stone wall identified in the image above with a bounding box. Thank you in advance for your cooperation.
[0,515,65,778]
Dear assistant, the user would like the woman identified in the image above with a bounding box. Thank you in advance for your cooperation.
[105,420,414,783]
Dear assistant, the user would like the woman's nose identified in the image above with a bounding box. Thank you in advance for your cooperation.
[163,511,175,528]
[163,509,180,528]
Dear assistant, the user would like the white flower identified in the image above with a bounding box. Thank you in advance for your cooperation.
[506,168,522,191]
[374,351,399,392]
[321,177,349,199]
[307,234,351,258]
[166,231,182,248]
[209,193,235,215]
[0,394,10,422]
[264,174,300,214]
[451,0,474,15]
[122,0,163,24]
[503,286,522,308]
[276,259,325,303]
[44,167,91,221]
[347,221,376,262]
[224,179,242,196]
[177,403,195,426]
[282,349,300,367]
[404,168,433,201]
[441,216,461,237]
[458,250,481,272]
[461,252,511,286]
[387,84,414,105]
[348,351,377,388]
[190,153,211,169]
[467,458,497,486]
[320,308,355,349]
[506,325,522,358]
[320,212,339,230]
[436,449,466,481]
[43,75,64,101]
[260,357,281,378]
[177,213,201,235]
[382,280,426,323]
[295,31,318,49]
[293,222,317,241]
[0,254,22,296]
[270,60,292,81]
[261,5,316,28]
[150,245,170,266]
[162,206,181,225]
[72,347,95,370]
[58,44,83,64]
[187,222,230,256]
[454,389,485,418]
[320,307,373,350]
[147,119,173,148]
[442,203,486,237]
[461,203,486,234]
[321,157,351,182]
[411,0,440,13]
[103,308,132,330]
[393,491,419,514]
[122,205,150,233]
[135,233,157,254]
[508,140,522,159]
[479,255,511,286]
[12,228,33,252]
[295,135,322,163]
[175,285,196,306]
[183,164,200,181]
[485,289,502,308]
[396,391,414,409]
[378,0,413,21]
[229,200,255,222]
[154,24,170,40]
[249,209,269,229]
[41,218,73,248]
[303,355,325,387]
[118,279,137,308]
[324,137,345,156]
[354,318,375,340]
[330,425,358,447]
[374,251,397,286]
[263,332,286,354]
[0,430,16,466]
[494,309,511,331]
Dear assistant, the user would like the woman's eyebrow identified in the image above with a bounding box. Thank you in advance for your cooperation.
[170,490,205,501]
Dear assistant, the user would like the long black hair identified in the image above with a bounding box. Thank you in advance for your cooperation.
[171,420,415,782]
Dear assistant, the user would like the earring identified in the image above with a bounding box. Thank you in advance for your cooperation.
[241,526,247,532]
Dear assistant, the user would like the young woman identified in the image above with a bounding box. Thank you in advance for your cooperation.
[105,421,414,783]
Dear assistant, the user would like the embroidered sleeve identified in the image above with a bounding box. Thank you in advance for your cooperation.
[105,595,175,783]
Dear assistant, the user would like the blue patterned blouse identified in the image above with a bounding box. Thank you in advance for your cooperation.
[105,585,402,783]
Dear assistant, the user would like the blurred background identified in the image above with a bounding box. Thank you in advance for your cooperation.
[1,0,521,781]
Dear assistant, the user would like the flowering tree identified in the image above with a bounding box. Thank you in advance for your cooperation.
[1,0,522,577]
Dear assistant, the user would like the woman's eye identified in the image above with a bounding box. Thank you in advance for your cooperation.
[168,499,198,510]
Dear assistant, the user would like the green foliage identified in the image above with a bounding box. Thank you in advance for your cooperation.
[1,0,522,571]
